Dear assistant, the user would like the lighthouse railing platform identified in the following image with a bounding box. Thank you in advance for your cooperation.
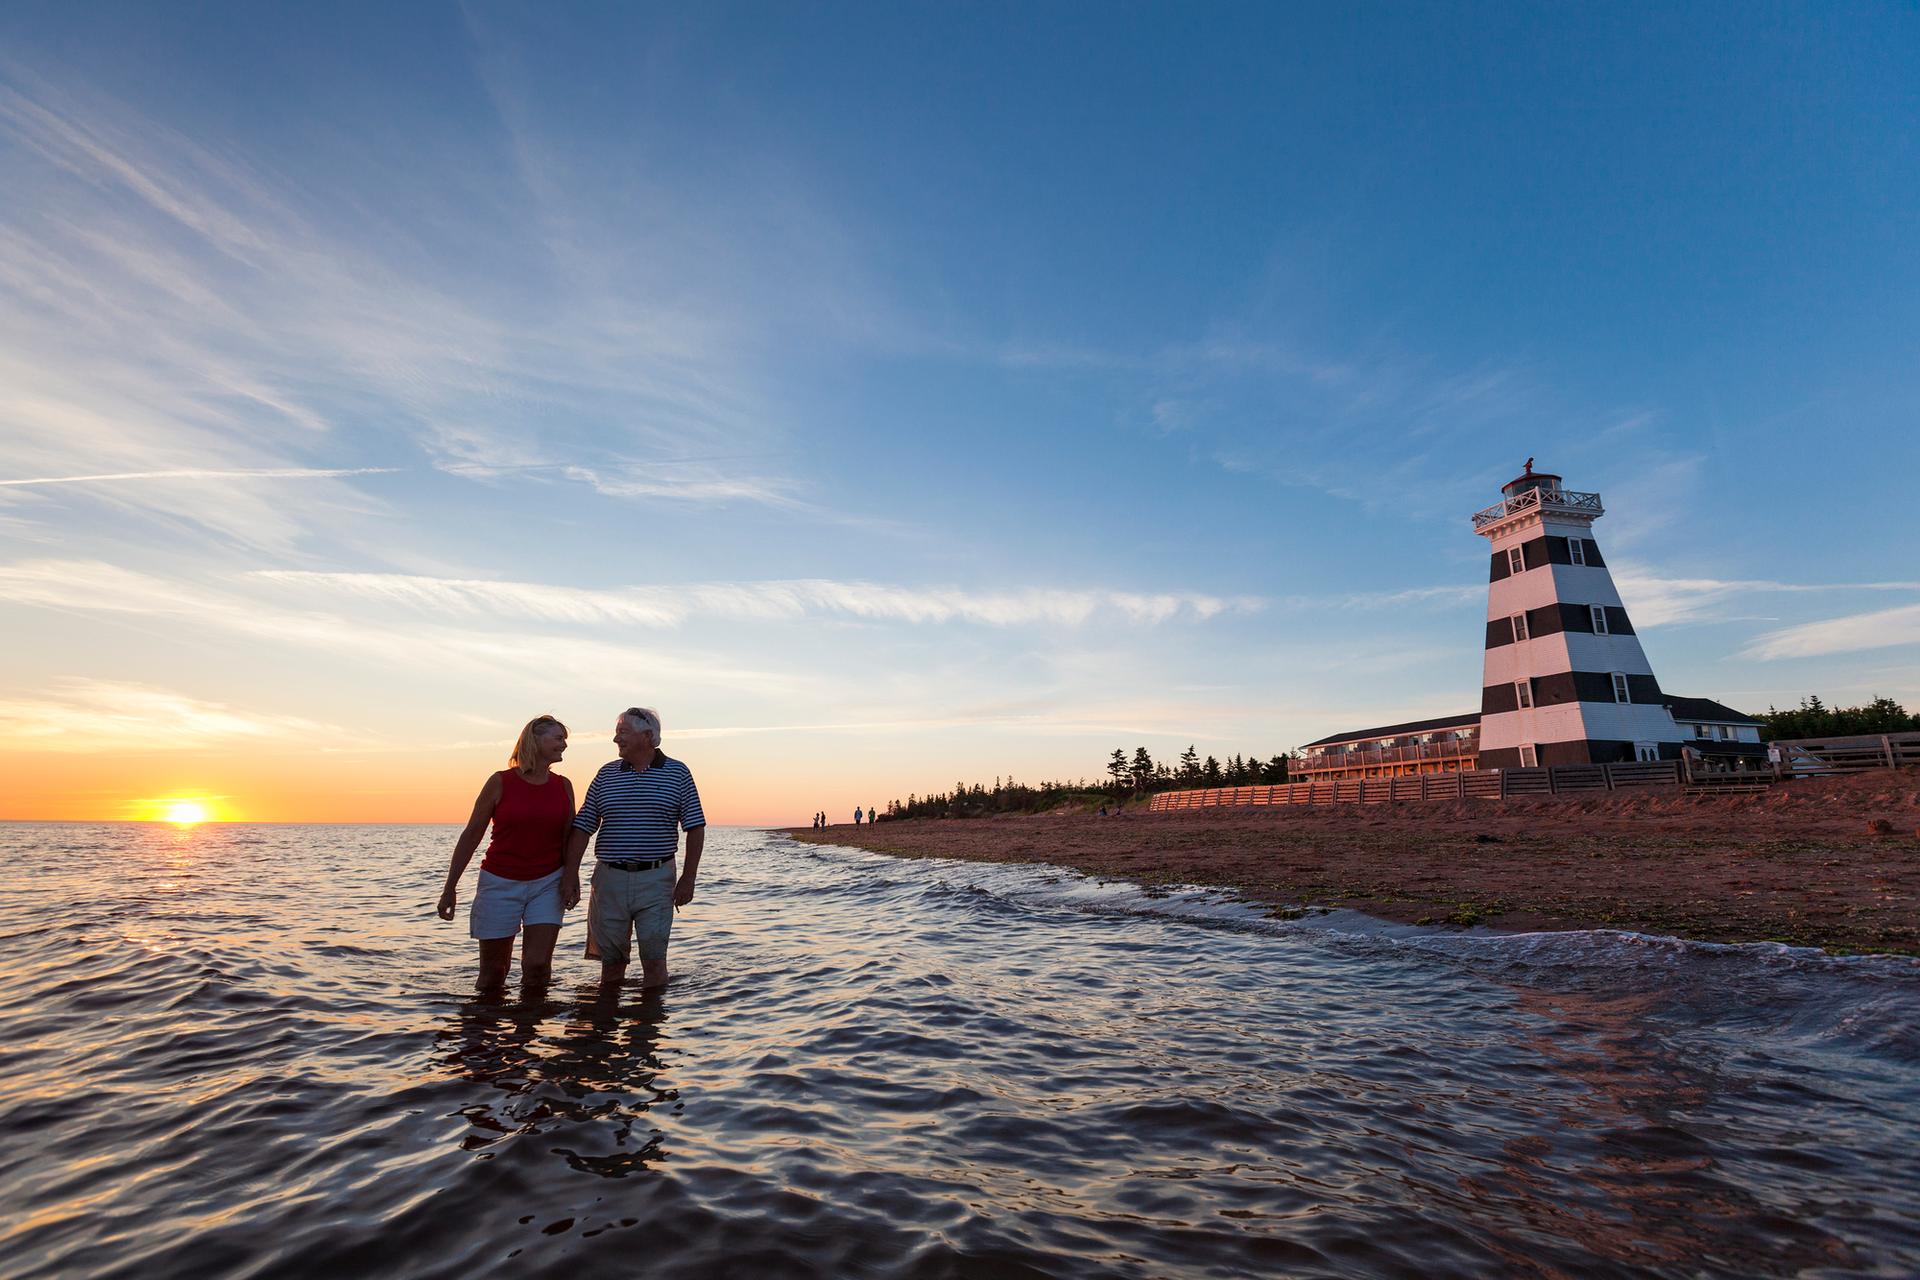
[1471,486,1604,530]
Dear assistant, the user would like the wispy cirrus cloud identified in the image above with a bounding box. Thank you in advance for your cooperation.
[0,467,399,488]
[0,678,339,751]
[1611,568,1920,628]
[0,59,885,552]
[0,559,811,697]
[1740,603,1920,661]
[246,569,1265,629]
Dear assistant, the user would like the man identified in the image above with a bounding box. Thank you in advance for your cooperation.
[562,706,706,991]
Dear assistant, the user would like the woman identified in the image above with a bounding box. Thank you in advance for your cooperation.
[436,715,574,993]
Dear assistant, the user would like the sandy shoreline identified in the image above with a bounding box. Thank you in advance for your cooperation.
[788,772,1920,955]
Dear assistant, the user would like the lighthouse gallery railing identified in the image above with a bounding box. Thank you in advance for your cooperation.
[1471,486,1604,530]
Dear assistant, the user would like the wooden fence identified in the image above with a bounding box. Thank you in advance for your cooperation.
[1146,733,1920,813]
[1146,760,1682,812]
[1770,732,1920,777]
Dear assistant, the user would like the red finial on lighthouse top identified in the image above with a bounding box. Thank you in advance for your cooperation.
[1501,459,1561,498]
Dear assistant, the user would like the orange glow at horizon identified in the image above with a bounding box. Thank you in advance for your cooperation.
[1,727,1049,827]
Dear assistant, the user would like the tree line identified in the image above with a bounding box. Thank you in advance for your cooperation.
[877,695,1919,822]
[880,746,1295,821]
[1759,695,1918,741]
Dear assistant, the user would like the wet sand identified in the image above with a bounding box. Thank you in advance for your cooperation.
[790,772,1920,955]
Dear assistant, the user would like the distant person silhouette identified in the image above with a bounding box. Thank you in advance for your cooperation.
[854,807,864,825]
[436,715,573,994]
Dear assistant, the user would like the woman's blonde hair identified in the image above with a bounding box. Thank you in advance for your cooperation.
[510,715,565,771]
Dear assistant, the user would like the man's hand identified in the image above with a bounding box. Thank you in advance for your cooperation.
[561,871,581,911]
[673,873,695,908]
[436,887,457,921]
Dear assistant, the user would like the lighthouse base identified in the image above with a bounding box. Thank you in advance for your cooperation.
[1480,739,1683,770]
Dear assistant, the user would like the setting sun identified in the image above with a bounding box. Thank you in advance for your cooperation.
[161,801,209,825]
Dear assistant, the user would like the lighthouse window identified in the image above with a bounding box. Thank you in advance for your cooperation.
[1590,605,1609,634]
[1611,672,1631,703]
[1514,680,1533,709]
[1518,744,1538,768]
[1569,539,1587,566]
[1510,612,1529,642]
[1507,547,1525,576]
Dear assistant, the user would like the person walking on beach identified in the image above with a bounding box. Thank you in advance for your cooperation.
[436,715,574,993]
[563,707,706,992]
[854,806,863,826]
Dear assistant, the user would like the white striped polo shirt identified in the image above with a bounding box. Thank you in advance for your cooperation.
[572,752,706,861]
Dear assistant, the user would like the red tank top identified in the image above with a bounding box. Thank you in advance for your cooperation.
[481,769,571,880]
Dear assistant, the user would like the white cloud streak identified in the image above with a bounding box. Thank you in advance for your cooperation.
[1612,568,1920,628]
[0,678,339,751]
[0,559,811,697]
[1740,603,1920,661]
[246,569,1265,629]
[0,467,399,488]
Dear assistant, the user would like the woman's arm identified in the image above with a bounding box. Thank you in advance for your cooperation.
[436,774,504,920]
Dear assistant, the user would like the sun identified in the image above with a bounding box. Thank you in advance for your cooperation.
[162,801,209,826]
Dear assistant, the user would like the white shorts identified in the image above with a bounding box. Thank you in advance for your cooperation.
[469,867,565,940]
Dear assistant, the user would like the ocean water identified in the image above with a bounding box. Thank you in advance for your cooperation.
[0,823,1915,1279]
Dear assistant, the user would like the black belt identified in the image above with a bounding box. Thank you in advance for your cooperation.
[600,857,673,871]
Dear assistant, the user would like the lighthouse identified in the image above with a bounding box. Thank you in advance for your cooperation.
[1473,462,1685,769]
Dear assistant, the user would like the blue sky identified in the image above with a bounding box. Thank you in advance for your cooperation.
[2,2,1916,821]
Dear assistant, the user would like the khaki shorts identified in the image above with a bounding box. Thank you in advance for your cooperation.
[587,860,675,965]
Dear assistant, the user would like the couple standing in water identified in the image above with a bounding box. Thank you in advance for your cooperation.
[435,707,707,994]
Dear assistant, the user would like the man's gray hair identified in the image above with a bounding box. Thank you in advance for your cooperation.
[621,706,662,743]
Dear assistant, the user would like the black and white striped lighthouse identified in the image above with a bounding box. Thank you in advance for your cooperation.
[1473,462,1685,769]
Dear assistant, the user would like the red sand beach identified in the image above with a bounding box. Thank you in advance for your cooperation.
[790,772,1920,954]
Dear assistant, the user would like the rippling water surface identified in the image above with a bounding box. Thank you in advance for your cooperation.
[1,822,1916,1279]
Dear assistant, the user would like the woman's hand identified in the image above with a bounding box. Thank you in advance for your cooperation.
[561,871,581,911]
[436,887,457,920]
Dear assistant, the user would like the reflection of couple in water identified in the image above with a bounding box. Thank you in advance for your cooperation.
[438,986,675,1176]
[436,706,707,996]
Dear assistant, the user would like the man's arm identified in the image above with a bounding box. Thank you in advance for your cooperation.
[674,825,703,907]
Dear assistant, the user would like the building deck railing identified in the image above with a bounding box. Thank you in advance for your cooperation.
[1146,761,1681,811]
[1294,741,1479,773]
